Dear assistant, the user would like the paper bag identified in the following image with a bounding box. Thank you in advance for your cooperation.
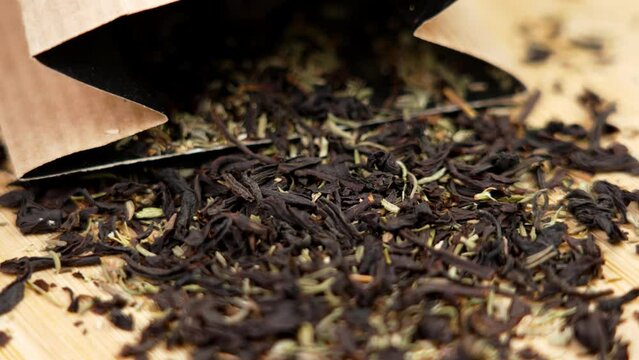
[0,0,179,178]
[0,0,451,180]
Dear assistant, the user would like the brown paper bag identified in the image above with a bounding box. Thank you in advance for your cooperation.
[0,0,450,180]
[0,0,179,179]
[1,0,317,179]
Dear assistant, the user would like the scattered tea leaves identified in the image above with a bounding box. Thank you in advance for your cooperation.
[0,330,10,348]
[0,262,30,316]
[110,309,134,331]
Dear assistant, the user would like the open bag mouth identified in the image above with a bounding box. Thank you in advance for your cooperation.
[23,0,518,180]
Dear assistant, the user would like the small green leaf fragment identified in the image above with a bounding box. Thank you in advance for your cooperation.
[135,207,164,219]
[417,167,447,185]
[381,199,400,214]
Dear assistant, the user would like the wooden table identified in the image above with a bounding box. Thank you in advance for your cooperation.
[0,162,638,359]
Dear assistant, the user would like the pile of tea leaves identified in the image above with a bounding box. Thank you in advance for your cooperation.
[1,84,639,359]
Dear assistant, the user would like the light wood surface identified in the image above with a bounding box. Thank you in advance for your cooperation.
[0,143,639,359]
[415,0,639,133]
